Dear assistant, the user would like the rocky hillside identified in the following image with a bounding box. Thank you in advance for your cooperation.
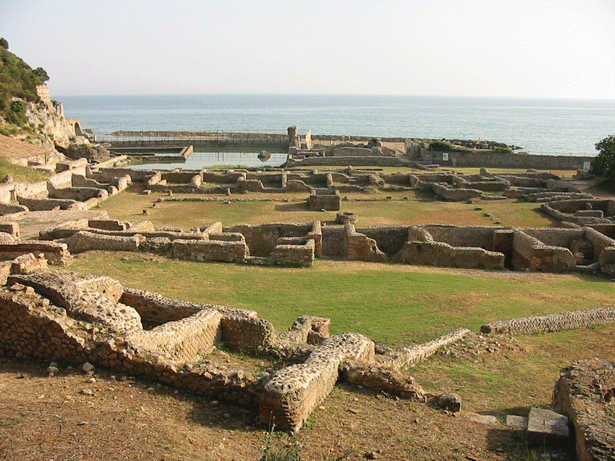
[0,39,107,162]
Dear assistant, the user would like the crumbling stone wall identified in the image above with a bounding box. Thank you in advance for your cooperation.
[0,241,71,265]
[270,238,315,267]
[432,183,483,201]
[377,328,471,370]
[480,307,615,335]
[307,189,341,211]
[343,223,386,262]
[259,333,375,431]
[223,222,320,257]
[553,358,615,461]
[130,309,222,362]
[171,239,249,263]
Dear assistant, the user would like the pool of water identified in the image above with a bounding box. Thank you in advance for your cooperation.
[128,151,288,170]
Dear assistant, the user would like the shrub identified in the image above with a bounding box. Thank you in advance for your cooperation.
[590,135,615,181]
[10,100,26,113]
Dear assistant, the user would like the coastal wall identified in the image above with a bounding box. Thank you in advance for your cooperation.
[413,148,593,170]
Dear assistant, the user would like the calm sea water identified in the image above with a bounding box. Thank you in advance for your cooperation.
[59,94,615,157]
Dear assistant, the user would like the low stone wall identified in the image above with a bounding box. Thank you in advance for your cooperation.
[357,226,409,257]
[119,287,257,326]
[270,238,315,267]
[0,241,71,265]
[343,223,386,262]
[9,273,143,335]
[553,358,615,461]
[432,183,483,201]
[0,222,20,239]
[0,282,255,405]
[129,309,222,362]
[416,148,593,170]
[307,189,341,211]
[224,222,319,257]
[480,307,615,335]
[377,328,471,370]
[18,196,83,211]
[423,224,496,250]
[286,156,409,167]
[394,240,505,269]
[171,239,249,263]
[511,230,576,272]
[259,333,375,431]
[64,230,144,254]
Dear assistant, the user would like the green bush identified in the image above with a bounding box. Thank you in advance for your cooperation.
[10,100,26,113]
[428,140,472,153]
[0,46,45,127]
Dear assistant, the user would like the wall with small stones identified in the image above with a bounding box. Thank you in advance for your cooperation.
[393,239,505,269]
[50,186,108,202]
[286,156,409,167]
[171,239,249,263]
[432,183,483,201]
[343,223,387,262]
[18,196,83,211]
[270,239,315,267]
[223,222,319,257]
[552,358,615,461]
[307,190,341,211]
[376,328,471,370]
[480,307,615,335]
[423,224,497,250]
[259,333,375,431]
[129,309,222,362]
[355,225,409,257]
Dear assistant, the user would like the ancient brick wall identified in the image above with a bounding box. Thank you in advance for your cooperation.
[343,223,387,262]
[320,226,345,257]
[18,196,82,211]
[130,309,222,362]
[224,223,316,257]
[171,239,249,263]
[423,224,497,250]
[307,189,341,211]
[355,225,409,257]
[393,240,505,269]
[432,183,483,201]
[270,239,315,267]
[259,333,375,431]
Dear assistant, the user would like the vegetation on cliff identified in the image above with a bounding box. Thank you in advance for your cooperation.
[0,38,48,127]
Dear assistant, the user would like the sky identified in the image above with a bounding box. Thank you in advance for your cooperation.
[1,0,615,98]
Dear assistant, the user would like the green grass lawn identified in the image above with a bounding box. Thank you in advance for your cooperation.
[97,185,555,228]
[68,255,615,346]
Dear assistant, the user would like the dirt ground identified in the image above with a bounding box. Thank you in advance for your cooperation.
[0,353,566,461]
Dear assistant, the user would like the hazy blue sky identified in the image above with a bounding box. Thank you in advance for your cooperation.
[1,0,614,98]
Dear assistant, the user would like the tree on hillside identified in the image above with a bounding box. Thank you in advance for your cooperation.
[0,38,8,50]
[33,67,49,82]
[590,135,615,181]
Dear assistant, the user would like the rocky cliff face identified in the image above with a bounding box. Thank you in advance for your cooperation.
[23,85,78,150]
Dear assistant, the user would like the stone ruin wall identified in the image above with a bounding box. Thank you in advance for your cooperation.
[553,358,615,461]
[481,307,615,335]
[1,269,615,433]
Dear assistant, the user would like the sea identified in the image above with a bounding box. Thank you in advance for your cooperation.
[57,94,615,168]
